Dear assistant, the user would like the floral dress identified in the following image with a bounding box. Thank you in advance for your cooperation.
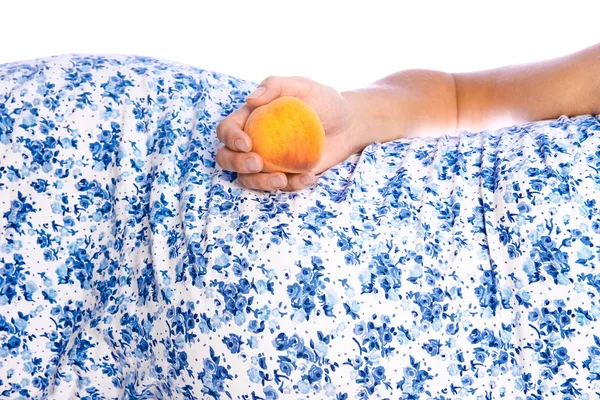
[1,55,600,400]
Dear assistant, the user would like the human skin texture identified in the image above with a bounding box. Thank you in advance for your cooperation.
[243,96,325,174]
[217,42,600,192]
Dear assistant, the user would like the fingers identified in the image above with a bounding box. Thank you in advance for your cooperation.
[245,76,315,108]
[216,147,263,174]
[237,172,288,191]
[216,144,318,191]
[216,105,252,152]
[217,76,315,151]
[234,171,316,192]
[217,76,322,192]
[282,173,316,192]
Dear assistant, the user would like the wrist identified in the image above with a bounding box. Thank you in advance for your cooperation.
[342,86,411,151]
[342,70,459,146]
[341,89,376,154]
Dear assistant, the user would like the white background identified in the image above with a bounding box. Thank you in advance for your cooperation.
[2,0,599,91]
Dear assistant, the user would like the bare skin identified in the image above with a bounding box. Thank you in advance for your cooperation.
[216,42,600,192]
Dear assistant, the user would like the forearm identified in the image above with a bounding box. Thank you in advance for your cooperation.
[344,42,600,147]
[456,43,600,131]
[342,69,457,150]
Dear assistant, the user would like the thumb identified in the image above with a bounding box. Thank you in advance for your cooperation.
[245,76,316,108]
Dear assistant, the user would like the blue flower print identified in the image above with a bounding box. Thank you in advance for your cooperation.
[2,54,600,398]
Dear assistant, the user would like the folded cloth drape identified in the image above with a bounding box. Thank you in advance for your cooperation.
[1,55,600,399]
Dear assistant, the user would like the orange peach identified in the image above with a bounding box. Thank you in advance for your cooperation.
[243,96,325,174]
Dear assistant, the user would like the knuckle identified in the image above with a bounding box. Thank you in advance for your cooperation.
[256,176,272,191]
[288,182,302,191]
[217,120,234,142]
[224,132,236,148]
[233,155,247,172]
[216,122,225,141]
[239,174,260,190]
[216,149,230,170]
[231,106,246,120]
[236,174,249,187]
[215,150,225,168]
[295,76,312,85]
[261,75,278,87]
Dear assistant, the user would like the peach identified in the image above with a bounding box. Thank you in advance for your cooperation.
[243,96,325,174]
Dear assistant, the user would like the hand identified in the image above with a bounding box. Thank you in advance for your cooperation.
[216,76,364,191]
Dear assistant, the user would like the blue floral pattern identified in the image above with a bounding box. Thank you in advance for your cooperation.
[1,54,600,399]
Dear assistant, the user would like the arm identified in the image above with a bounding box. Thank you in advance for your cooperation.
[217,43,600,192]
[343,42,600,148]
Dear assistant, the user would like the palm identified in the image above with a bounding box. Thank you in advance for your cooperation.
[301,85,357,174]
[230,76,362,191]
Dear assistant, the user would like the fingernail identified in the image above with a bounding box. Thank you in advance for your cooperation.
[235,139,250,152]
[244,158,259,172]
[300,175,315,186]
[269,176,286,188]
[247,86,266,99]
